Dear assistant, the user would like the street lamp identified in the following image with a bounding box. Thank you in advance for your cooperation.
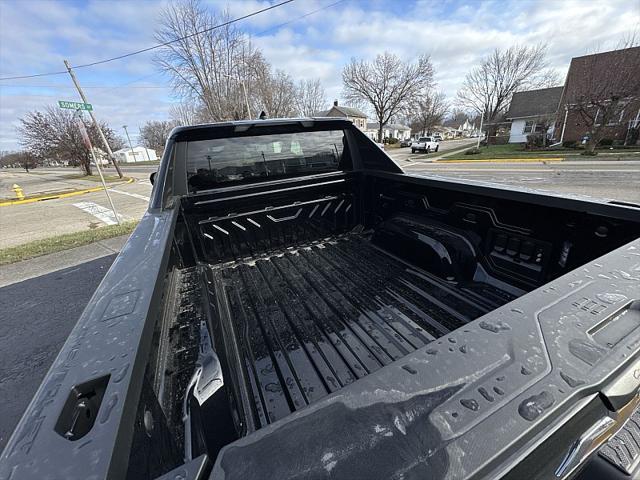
[122,125,136,163]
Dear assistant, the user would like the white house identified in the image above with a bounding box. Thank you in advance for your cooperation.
[365,122,411,141]
[505,87,563,143]
[114,146,158,163]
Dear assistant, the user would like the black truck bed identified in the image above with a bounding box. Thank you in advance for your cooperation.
[204,233,516,432]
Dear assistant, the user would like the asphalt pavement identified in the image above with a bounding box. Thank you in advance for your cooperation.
[0,165,156,248]
[400,160,640,204]
[0,254,117,450]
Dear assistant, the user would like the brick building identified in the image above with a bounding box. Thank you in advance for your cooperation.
[555,47,640,145]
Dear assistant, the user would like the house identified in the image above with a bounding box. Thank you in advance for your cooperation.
[433,126,457,139]
[455,119,478,137]
[554,46,640,145]
[114,146,158,163]
[315,100,368,130]
[365,122,411,141]
[505,86,563,143]
[92,147,110,166]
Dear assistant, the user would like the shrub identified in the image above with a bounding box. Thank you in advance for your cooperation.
[562,140,577,148]
[465,147,481,155]
[599,138,613,146]
[525,134,545,149]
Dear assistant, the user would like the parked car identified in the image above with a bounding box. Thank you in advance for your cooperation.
[399,138,412,147]
[433,133,443,142]
[411,136,439,153]
[4,117,640,480]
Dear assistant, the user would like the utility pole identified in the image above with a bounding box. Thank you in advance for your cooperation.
[64,60,124,178]
[122,125,136,163]
[223,72,251,119]
[75,111,120,225]
[476,109,485,149]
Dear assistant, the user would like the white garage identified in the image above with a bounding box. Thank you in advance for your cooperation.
[114,146,157,163]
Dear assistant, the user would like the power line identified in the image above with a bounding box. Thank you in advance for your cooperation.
[0,0,295,81]
[0,84,167,89]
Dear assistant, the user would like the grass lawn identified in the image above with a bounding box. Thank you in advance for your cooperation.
[444,144,640,161]
[124,160,160,165]
[444,144,576,160]
[0,220,139,265]
[63,174,132,183]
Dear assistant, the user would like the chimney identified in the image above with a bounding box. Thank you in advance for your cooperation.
[333,100,338,107]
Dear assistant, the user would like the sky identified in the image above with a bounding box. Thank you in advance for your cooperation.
[0,0,638,150]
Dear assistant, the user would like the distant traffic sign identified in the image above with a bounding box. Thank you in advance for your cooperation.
[58,100,93,111]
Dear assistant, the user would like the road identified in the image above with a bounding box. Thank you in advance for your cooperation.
[398,160,640,204]
[388,138,477,163]
[0,254,117,450]
[2,149,640,249]
[0,165,156,248]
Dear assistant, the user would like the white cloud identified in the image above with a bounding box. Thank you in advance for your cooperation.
[1,0,638,150]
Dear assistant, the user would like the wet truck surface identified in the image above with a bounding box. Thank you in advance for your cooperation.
[2,118,640,480]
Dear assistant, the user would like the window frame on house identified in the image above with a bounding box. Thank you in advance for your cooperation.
[523,120,535,134]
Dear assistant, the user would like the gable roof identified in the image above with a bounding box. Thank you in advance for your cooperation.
[506,86,563,119]
[315,105,367,118]
[560,46,640,105]
[366,122,410,131]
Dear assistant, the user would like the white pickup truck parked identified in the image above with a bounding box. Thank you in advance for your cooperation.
[411,136,439,153]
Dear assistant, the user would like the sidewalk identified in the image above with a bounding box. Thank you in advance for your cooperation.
[0,234,128,288]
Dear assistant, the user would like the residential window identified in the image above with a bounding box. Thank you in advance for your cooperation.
[523,121,534,134]
[607,108,625,126]
[534,123,544,133]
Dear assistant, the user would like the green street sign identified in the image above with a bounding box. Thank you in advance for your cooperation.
[58,100,93,111]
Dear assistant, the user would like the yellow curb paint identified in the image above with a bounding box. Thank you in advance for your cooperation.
[437,157,564,164]
[0,177,135,207]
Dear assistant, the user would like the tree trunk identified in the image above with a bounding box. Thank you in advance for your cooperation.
[378,126,383,143]
[81,155,92,176]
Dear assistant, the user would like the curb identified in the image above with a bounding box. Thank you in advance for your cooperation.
[436,157,564,164]
[0,177,135,207]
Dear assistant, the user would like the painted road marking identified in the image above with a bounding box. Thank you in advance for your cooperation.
[139,180,152,185]
[73,201,129,225]
[110,189,151,202]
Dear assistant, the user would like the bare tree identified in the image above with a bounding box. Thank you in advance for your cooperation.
[343,52,434,142]
[456,44,558,126]
[295,79,326,116]
[169,102,206,126]
[0,151,40,172]
[18,106,123,176]
[564,43,640,152]
[254,69,297,118]
[409,91,449,136]
[139,120,177,156]
[156,0,303,121]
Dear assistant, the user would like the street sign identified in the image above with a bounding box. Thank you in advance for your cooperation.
[58,100,93,111]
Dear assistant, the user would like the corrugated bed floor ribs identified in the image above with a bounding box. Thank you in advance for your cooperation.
[206,234,514,431]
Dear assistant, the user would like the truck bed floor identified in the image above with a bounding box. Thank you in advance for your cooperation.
[204,234,515,431]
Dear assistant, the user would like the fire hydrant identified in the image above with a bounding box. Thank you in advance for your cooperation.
[12,184,25,200]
